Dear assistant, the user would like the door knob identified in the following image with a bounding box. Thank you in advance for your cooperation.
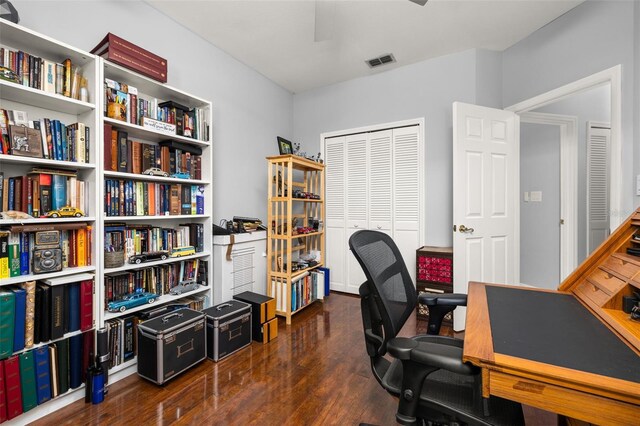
[459,224,474,233]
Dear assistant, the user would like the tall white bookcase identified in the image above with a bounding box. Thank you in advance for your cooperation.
[98,59,213,381]
[0,20,213,424]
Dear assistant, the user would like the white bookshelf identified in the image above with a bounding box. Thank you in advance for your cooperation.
[98,57,213,379]
[0,20,100,425]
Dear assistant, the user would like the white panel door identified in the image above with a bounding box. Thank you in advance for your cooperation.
[345,133,369,294]
[369,129,393,231]
[325,136,347,292]
[587,124,610,253]
[393,126,421,284]
[453,102,519,331]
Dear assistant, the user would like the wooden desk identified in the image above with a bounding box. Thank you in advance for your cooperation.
[463,209,640,424]
[464,282,640,425]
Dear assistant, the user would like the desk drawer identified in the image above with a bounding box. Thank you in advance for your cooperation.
[603,255,640,280]
[574,280,611,307]
[586,269,625,295]
[489,370,640,426]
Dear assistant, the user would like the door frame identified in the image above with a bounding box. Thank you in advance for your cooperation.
[519,111,578,281]
[506,65,622,232]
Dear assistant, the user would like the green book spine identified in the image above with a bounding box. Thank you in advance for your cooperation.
[8,244,19,277]
[0,290,15,358]
[19,351,37,412]
[56,339,69,395]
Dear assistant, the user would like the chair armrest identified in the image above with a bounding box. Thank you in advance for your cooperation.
[418,292,467,307]
[387,337,478,376]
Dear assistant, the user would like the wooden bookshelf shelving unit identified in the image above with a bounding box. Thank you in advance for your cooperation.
[267,155,324,325]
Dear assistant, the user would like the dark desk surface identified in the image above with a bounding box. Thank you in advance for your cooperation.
[486,286,640,383]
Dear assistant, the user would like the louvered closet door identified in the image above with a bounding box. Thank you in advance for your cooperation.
[393,126,421,283]
[345,133,369,294]
[369,129,393,233]
[325,136,347,292]
[587,124,610,253]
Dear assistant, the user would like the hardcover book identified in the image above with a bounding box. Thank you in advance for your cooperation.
[79,280,93,332]
[19,280,36,348]
[56,338,69,395]
[50,284,65,341]
[69,333,82,389]
[4,356,22,419]
[18,351,37,412]
[48,345,58,398]
[33,346,51,404]
[0,290,15,358]
[0,359,6,422]
[10,286,26,353]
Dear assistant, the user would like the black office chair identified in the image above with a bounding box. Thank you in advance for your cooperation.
[349,230,524,426]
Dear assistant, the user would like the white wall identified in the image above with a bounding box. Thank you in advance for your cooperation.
[11,0,294,224]
[520,122,560,289]
[534,85,611,264]
[502,0,637,224]
[293,49,479,246]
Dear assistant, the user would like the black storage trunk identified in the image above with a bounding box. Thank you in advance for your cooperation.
[137,308,206,384]
[203,300,252,361]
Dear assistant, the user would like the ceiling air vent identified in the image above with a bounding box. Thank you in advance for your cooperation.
[366,53,396,69]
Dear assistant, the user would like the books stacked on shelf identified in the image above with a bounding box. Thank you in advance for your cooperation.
[0,168,87,217]
[121,223,204,260]
[0,47,88,100]
[0,109,90,161]
[103,78,209,141]
[104,179,204,217]
[102,125,202,179]
[0,225,92,278]
[105,259,207,306]
[105,315,137,369]
[271,269,325,313]
[0,330,93,420]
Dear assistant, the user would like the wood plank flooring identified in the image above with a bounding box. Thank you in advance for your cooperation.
[32,293,556,425]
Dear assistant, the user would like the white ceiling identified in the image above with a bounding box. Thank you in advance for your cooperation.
[147,0,583,94]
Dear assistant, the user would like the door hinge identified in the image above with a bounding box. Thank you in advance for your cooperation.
[453,225,457,232]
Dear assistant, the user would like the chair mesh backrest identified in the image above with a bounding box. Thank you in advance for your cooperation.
[349,230,417,338]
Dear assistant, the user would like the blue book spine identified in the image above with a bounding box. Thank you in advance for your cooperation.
[50,120,58,160]
[7,178,14,211]
[11,286,25,352]
[60,123,68,162]
[196,186,204,215]
[318,267,330,297]
[68,333,82,389]
[51,174,66,211]
[33,346,51,404]
[54,120,63,161]
[20,233,29,276]
[67,283,80,332]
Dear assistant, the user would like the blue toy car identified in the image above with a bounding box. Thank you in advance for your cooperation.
[171,172,191,179]
[107,292,157,313]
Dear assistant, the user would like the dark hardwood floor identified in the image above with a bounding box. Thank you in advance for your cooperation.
[32,293,556,425]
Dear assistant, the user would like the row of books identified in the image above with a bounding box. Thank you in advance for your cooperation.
[0,279,93,358]
[271,269,326,313]
[0,331,93,421]
[0,109,90,162]
[104,223,205,258]
[104,179,204,217]
[103,125,202,178]
[0,227,91,279]
[0,47,87,100]
[105,259,208,305]
[104,78,209,141]
[0,169,87,216]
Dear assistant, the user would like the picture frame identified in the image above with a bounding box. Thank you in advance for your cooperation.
[9,124,43,158]
[277,136,293,155]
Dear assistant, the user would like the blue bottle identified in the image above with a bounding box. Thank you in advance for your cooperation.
[91,366,105,404]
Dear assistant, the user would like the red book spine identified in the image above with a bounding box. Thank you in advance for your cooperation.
[81,331,93,384]
[103,123,112,170]
[4,356,22,420]
[0,359,6,422]
[79,280,93,332]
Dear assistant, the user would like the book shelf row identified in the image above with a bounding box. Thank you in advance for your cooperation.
[0,330,93,422]
[104,179,204,217]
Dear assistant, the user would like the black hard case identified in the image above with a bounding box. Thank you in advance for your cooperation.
[203,300,252,361]
[137,308,206,384]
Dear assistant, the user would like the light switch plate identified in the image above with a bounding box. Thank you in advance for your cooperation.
[524,192,529,202]
[530,191,542,202]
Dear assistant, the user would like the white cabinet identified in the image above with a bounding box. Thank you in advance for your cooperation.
[213,231,267,305]
[324,124,423,294]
